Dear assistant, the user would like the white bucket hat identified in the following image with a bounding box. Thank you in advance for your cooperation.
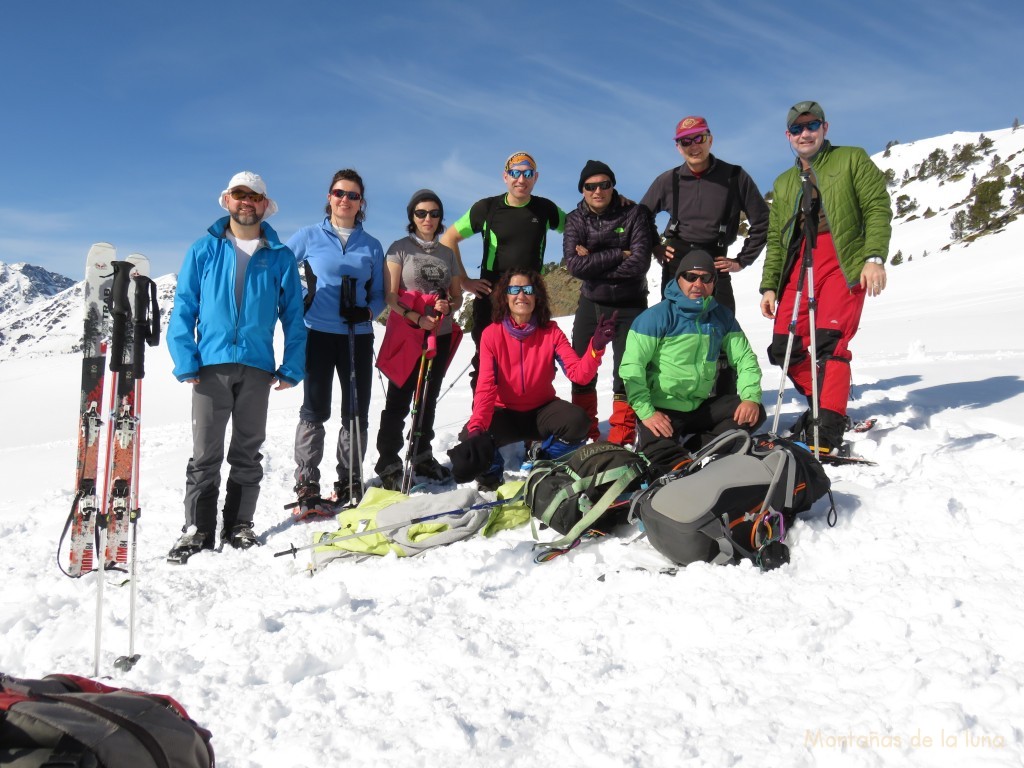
[218,171,278,218]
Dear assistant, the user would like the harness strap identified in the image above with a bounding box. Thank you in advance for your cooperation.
[716,165,742,248]
[539,466,642,550]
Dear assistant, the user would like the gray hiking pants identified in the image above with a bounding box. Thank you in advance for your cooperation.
[293,418,366,490]
[183,363,271,529]
[293,329,372,489]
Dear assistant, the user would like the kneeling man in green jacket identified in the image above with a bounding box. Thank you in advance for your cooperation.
[620,250,765,474]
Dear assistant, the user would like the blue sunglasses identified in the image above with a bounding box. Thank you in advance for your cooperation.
[506,284,536,296]
[507,169,536,179]
[789,120,823,136]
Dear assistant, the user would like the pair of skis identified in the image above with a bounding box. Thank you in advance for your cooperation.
[57,243,161,674]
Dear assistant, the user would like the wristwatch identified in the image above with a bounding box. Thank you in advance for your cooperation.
[865,256,884,265]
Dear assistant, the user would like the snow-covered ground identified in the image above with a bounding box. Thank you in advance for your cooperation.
[3,139,1024,766]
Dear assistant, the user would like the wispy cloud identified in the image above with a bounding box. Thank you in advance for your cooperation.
[0,209,78,234]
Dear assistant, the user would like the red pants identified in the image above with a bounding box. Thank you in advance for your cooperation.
[771,234,865,416]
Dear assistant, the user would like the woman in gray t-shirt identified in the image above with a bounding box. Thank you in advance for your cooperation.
[374,189,463,490]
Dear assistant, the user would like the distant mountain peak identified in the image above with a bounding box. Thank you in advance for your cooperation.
[0,260,174,362]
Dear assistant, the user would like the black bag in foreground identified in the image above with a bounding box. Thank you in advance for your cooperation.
[630,430,833,570]
[1,672,214,768]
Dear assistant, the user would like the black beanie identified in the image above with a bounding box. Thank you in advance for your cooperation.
[578,160,616,192]
[675,249,717,278]
[407,189,443,224]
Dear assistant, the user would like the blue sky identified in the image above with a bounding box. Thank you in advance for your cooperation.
[2,0,1020,279]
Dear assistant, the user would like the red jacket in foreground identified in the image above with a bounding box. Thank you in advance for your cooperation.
[468,319,604,433]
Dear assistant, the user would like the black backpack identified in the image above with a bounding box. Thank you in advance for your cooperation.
[524,442,650,549]
[1,672,215,768]
[630,430,833,570]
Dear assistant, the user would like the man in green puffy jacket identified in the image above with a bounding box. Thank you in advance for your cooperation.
[621,250,765,474]
[759,101,892,452]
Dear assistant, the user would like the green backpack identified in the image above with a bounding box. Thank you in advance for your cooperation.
[524,443,650,549]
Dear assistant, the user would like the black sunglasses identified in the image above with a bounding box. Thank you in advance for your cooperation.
[680,271,715,285]
[788,120,823,136]
[413,209,442,219]
[330,189,362,201]
[583,180,613,192]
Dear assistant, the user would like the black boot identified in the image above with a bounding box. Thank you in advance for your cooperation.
[816,409,850,453]
[222,479,242,532]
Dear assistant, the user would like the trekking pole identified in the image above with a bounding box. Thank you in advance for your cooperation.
[273,495,520,559]
[93,260,133,675]
[436,360,471,404]
[369,346,389,398]
[799,171,822,459]
[93,371,116,677]
[407,354,437,489]
[342,277,365,506]
[115,274,158,673]
[768,261,809,435]
[114,378,143,673]
[401,342,430,495]
[402,293,445,494]
[769,171,821,461]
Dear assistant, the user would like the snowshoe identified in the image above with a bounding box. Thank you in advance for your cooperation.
[167,527,214,565]
[223,522,261,550]
[378,468,404,492]
[333,480,363,508]
[413,456,452,484]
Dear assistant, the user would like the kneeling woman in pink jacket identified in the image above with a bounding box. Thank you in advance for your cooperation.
[448,268,615,490]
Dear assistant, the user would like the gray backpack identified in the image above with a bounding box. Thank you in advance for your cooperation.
[629,430,833,570]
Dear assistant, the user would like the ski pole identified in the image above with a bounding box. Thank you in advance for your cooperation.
[800,172,822,460]
[115,377,143,673]
[94,261,135,674]
[342,277,365,506]
[402,293,445,493]
[769,171,820,445]
[768,260,809,436]
[401,343,430,494]
[436,360,471,404]
[115,274,157,673]
[369,346,389,398]
[273,495,520,559]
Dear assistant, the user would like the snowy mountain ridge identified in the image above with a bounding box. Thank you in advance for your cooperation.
[0,268,176,362]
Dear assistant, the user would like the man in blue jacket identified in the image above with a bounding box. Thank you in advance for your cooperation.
[166,171,306,563]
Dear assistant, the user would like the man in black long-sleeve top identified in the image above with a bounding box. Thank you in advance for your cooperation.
[641,115,769,312]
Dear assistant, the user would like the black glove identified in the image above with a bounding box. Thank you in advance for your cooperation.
[340,306,372,325]
[447,431,497,483]
[591,310,618,351]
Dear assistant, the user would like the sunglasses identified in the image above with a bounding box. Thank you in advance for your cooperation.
[330,189,363,201]
[229,189,266,203]
[583,180,613,192]
[506,169,536,179]
[788,120,823,136]
[413,209,442,219]
[676,134,710,147]
[506,284,536,296]
[680,271,715,285]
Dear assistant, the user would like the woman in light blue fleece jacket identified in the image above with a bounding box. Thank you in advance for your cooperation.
[287,168,385,510]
